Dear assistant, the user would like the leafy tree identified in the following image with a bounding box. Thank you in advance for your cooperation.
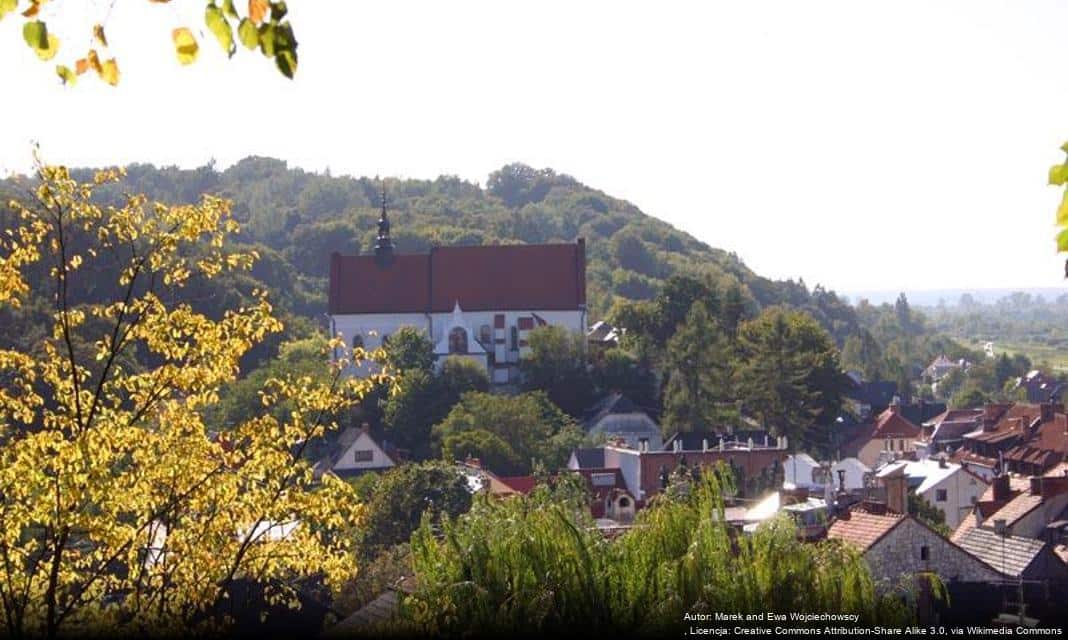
[841,329,884,381]
[433,391,583,475]
[441,429,524,476]
[4,0,300,85]
[205,335,332,429]
[736,307,847,452]
[520,325,595,417]
[949,385,988,410]
[590,347,658,412]
[407,466,918,636]
[0,166,383,637]
[383,325,435,374]
[438,355,490,396]
[381,356,487,460]
[661,301,733,433]
[359,461,473,553]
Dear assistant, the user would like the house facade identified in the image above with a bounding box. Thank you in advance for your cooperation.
[846,405,923,469]
[328,208,587,384]
[313,425,396,479]
[876,457,990,529]
[827,504,1005,587]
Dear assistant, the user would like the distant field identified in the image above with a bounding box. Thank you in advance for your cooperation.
[966,340,1068,372]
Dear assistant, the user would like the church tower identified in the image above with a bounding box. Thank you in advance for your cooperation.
[374,182,394,266]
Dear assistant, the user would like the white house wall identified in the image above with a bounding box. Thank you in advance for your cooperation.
[330,309,585,377]
[919,468,988,530]
[332,431,394,472]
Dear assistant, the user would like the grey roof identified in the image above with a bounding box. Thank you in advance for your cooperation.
[324,591,400,637]
[571,448,605,469]
[589,413,659,435]
[584,393,648,426]
[954,527,1047,578]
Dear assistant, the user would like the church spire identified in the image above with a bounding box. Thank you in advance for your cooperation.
[374,180,394,266]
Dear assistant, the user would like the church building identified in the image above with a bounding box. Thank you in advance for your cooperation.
[328,202,587,384]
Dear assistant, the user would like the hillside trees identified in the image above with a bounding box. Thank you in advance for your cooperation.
[0,166,386,636]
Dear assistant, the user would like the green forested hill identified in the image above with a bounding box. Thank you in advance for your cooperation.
[58,157,859,339]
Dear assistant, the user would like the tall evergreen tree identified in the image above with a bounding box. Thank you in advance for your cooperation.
[662,301,733,433]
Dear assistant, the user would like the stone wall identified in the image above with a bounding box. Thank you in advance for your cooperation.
[864,518,1003,588]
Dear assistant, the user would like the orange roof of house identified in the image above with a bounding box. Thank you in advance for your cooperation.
[871,408,921,440]
[826,507,906,551]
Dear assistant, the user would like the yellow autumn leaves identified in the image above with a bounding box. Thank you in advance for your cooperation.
[4,0,298,85]
[0,165,387,635]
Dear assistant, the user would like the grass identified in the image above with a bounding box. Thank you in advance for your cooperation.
[965,339,1068,372]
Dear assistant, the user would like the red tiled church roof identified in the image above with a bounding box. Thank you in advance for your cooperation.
[329,242,587,315]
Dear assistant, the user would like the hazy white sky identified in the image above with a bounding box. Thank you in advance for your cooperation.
[2,0,1068,293]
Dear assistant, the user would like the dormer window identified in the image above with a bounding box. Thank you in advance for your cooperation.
[449,327,468,354]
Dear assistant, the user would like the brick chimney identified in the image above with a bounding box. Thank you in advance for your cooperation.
[992,474,1011,502]
[983,404,999,432]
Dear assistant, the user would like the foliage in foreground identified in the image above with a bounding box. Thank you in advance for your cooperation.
[406,467,917,637]
[0,166,387,637]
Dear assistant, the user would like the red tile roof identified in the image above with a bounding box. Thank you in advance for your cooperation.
[826,506,906,551]
[872,408,921,439]
[329,241,586,314]
[496,475,538,495]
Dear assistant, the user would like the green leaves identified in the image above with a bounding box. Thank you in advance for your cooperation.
[55,64,76,86]
[238,18,259,49]
[1051,142,1068,270]
[23,21,59,61]
[8,0,299,85]
[205,4,235,57]
[256,15,298,78]
[22,20,46,49]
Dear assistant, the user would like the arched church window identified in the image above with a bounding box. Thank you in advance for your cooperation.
[479,324,492,346]
[352,334,364,350]
[449,327,468,354]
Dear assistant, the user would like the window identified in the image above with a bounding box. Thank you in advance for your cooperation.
[352,334,364,350]
[353,449,373,463]
[479,324,492,346]
[935,489,947,502]
[618,496,631,508]
[920,545,929,561]
[510,326,519,351]
[448,327,468,354]
[591,473,616,487]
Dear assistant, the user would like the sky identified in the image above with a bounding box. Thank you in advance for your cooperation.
[2,0,1068,295]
